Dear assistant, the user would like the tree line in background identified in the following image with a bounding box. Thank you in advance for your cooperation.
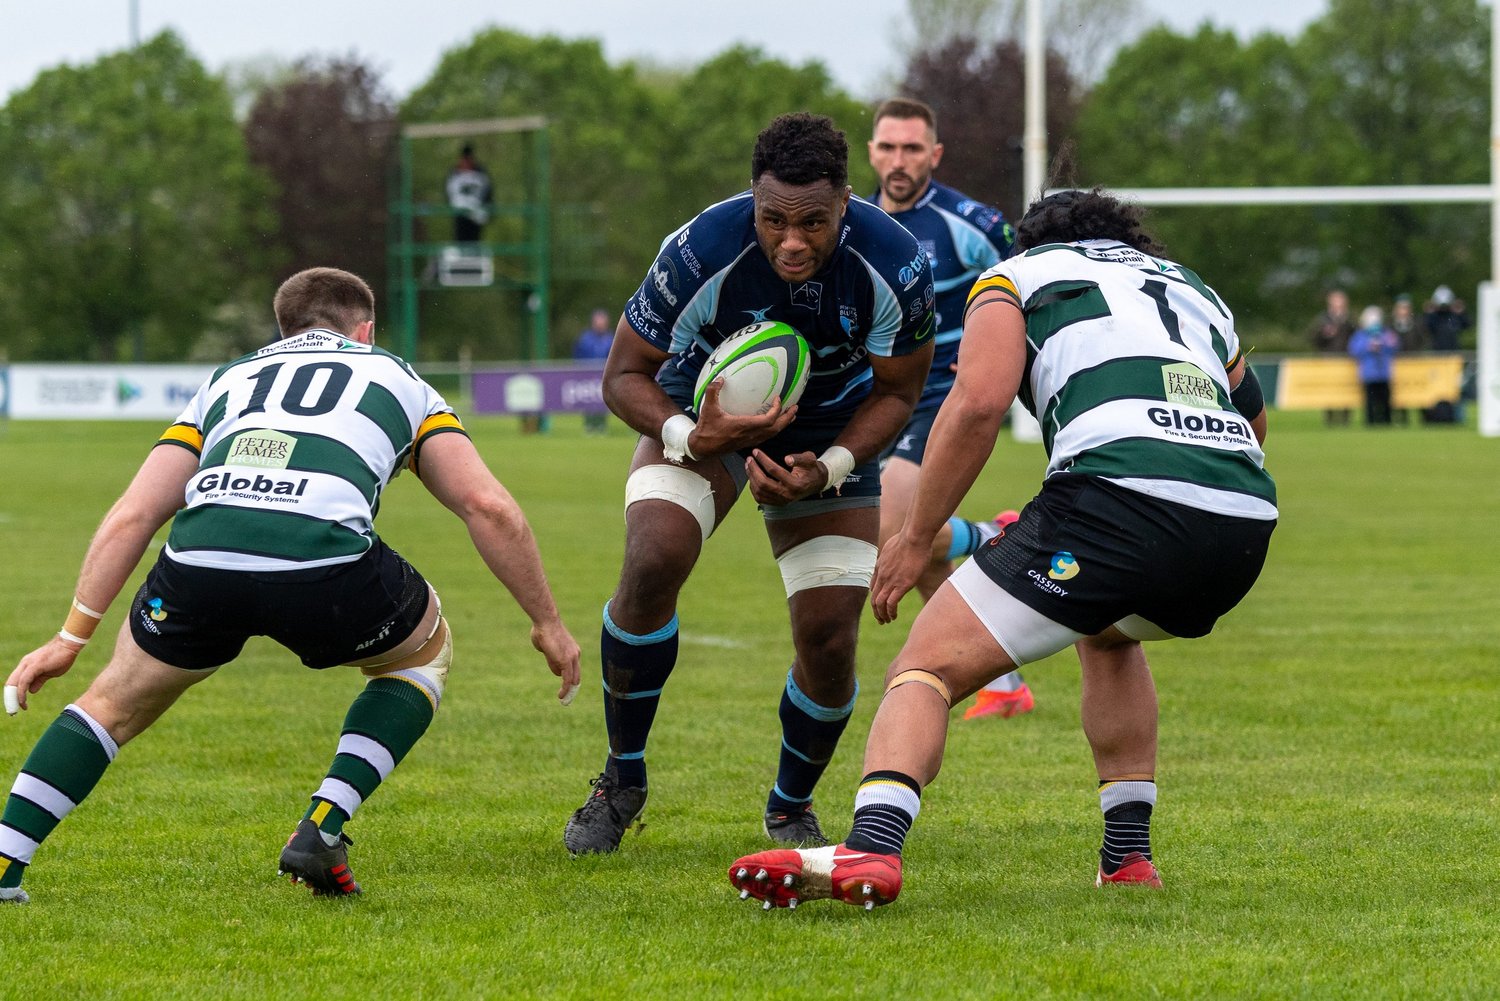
[0,0,1489,363]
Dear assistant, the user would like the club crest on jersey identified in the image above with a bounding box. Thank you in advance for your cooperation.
[226,429,297,469]
[1161,363,1218,409]
[839,304,859,334]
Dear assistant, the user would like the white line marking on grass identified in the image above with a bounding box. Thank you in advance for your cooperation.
[685,634,749,649]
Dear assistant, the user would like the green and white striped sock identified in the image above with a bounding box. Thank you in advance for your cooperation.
[0,704,117,889]
[303,674,437,838]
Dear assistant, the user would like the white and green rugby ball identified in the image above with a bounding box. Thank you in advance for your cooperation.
[693,321,811,416]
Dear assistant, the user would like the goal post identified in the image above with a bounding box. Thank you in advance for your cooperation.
[1022,0,1500,436]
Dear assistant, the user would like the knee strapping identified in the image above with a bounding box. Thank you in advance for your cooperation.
[776,535,877,597]
[885,669,952,708]
[365,619,450,711]
[625,464,716,542]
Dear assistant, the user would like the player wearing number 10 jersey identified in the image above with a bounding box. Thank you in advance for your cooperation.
[0,268,579,904]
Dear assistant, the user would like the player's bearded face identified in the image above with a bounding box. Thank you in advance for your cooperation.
[869,116,939,208]
[752,176,850,283]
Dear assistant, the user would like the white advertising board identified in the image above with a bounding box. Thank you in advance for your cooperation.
[1480,282,1500,437]
[8,364,214,420]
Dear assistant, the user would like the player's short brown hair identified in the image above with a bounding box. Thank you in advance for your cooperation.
[273,267,375,338]
[873,97,936,134]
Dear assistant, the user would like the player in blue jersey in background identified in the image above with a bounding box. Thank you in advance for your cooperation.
[869,98,1033,721]
[563,113,935,856]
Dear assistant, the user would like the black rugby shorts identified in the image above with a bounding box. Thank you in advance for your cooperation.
[129,540,431,670]
[972,474,1275,638]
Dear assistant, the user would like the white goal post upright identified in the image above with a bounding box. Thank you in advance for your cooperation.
[1022,1,1500,437]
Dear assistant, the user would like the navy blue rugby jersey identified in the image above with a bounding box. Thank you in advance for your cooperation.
[622,191,936,422]
[874,180,1014,411]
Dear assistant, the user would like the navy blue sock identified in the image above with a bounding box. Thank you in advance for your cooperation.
[766,669,856,813]
[600,602,678,789]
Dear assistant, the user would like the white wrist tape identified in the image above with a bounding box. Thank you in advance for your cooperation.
[817,445,856,492]
[661,414,697,464]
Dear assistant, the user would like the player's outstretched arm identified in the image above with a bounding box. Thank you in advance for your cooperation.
[416,432,581,700]
[872,294,1023,624]
[6,445,197,711]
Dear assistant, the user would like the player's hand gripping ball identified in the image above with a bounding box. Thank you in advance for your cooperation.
[693,321,811,416]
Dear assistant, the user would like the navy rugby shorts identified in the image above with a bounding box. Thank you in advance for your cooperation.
[971,474,1275,639]
[879,406,938,465]
[129,540,431,670]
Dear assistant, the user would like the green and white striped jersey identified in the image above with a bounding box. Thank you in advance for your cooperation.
[970,240,1276,520]
[155,329,467,571]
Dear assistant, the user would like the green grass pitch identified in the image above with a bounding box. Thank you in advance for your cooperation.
[1,411,1498,999]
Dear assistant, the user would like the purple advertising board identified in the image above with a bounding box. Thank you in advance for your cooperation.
[471,362,608,414]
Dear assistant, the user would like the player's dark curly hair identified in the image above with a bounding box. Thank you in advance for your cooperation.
[751,112,849,189]
[1014,187,1165,256]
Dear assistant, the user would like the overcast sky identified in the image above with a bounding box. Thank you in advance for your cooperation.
[2,1,1328,101]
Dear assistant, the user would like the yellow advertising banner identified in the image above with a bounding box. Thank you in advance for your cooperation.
[1276,356,1463,410]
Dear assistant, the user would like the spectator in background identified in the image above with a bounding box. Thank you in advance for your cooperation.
[1390,294,1423,351]
[573,308,615,434]
[1348,305,1399,427]
[445,143,494,243]
[1424,285,1469,351]
[1309,288,1354,426]
[1422,286,1469,424]
[1387,295,1420,424]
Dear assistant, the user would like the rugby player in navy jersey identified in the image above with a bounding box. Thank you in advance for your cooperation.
[868,97,1034,721]
[563,113,936,855]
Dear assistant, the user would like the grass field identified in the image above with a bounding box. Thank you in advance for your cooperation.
[1,411,1498,999]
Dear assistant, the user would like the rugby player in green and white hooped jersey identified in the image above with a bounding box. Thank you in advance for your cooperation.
[728,188,1275,909]
[164,330,456,570]
[0,267,580,903]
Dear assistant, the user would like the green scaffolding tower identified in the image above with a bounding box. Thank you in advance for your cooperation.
[387,116,552,362]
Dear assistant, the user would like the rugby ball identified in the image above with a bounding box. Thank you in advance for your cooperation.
[692,321,811,416]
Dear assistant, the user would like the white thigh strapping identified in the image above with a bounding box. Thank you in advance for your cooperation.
[776,535,878,597]
[625,464,717,542]
[948,559,1085,666]
[1113,614,1175,642]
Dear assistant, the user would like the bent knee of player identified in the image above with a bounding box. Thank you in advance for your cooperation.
[880,667,955,709]
[363,617,451,710]
[625,464,718,545]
